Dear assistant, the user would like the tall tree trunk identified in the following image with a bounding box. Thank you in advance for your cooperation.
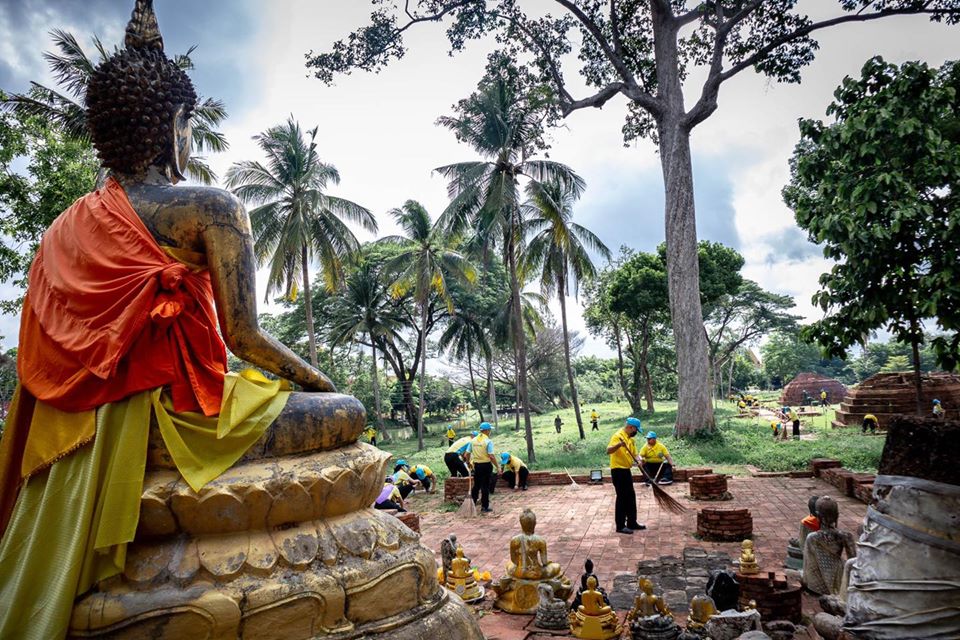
[301,244,319,368]
[653,8,714,436]
[486,351,499,427]
[911,331,923,415]
[514,346,521,433]
[467,346,485,421]
[727,355,735,399]
[639,319,655,413]
[370,337,384,432]
[613,321,632,407]
[558,275,585,439]
[507,225,535,462]
[416,300,428,451]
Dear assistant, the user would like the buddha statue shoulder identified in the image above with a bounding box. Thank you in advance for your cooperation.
[507,508,562,580]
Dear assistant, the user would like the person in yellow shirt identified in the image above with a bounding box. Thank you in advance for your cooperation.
[590,409,600,431]
[444,435,472,477]
[466,423,500,513]
[820,389,828,407]
[787,406,801,440]
[446,425,457,446]
[638,431,674,485]
[374,478,406,512]
[605,417,646,535]
[363,426,378,446]
[391,460,421,499]
[410,464,436,493]
[861,413,879,434]
[499,452,529,491]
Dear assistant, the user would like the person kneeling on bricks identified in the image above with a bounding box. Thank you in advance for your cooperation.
[639,431,673,485]
[374,477,406,512]
[499,452,529,491]
[392,460,421,499]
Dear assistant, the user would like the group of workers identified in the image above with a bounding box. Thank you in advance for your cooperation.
[443,422,529,513]
[373,459,436,512]
[861,398,946,434]
[770,406,802,440]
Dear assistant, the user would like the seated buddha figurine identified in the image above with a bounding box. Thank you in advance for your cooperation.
[569,576,622,640]
[0,2,483,639]
[739,539,759,574]
[687,594,718,632]
[446,546,484,603]
[625,577,672,623]
[493,508,572,614]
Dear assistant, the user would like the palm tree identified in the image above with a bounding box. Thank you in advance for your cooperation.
[524,179,610,439]
[226,117,376,367]
[436,76,583,462]
[329,259,405,433]
[1,30,228,183]
[380,200,475,451]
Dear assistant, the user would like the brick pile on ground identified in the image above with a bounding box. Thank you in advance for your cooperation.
[696,508,753,541]
[809,458,842,477]
[393,511,421,533]
[689,474,732,501]
[607,547,733,613]
[737,571,802,623]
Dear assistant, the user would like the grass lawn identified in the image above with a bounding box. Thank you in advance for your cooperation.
[380,400,884,482]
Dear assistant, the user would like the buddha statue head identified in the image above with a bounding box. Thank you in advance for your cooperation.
[637,577,654,595]
[85,0,198,183]
[519,508,537,535]
[586,575,598,591]
[808,494,820,516]
[741,539,754,554]
[815,496,839,529]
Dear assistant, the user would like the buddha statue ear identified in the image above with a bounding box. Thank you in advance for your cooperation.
[169,104,191,184]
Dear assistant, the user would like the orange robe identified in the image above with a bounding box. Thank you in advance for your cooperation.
[0,177,228,534]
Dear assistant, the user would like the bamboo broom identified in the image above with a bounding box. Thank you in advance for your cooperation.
[621,438,686,515]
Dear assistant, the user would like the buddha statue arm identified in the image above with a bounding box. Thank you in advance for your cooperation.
[201,200,336,392]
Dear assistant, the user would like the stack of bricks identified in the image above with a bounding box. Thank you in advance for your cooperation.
[809,458,842,477]
[737,571,802,623]
[852,480,875,504]
[393,511,421,533]
[696,508,753,541]
[821,467,876,501]
[689,473,730,500]
[674,467,713,481]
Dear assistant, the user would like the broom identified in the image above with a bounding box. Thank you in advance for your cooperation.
[621,437,686,515]
[564,468,582,491]
[458,473,477,518]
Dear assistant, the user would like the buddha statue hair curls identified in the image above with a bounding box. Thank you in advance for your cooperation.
[85,0,197,175]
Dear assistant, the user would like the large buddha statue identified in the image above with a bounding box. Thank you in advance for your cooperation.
[0,2,482,639]
[493,508,572,613]
[803,496,856,596]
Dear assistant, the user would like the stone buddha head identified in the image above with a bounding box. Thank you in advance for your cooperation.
[815,496,839,529]
[519,508,537,535]
[85,0,197,184]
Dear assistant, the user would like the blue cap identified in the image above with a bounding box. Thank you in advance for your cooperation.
[625,417,642,429]
[471,430,479,437]
[646,431,657,439]
[933,399,941,404]
[480,422,493,431]
[414,468,426,479]
[501,452,510,464]
[396,459,408,467]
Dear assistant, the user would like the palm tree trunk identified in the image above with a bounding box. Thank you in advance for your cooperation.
[301,244,319,368]
[467,346,485,421]
[486,351,499,427]
[417,301,428,451]
[507,223,535,462]
[370,337,384,432]
[558,274,584,439]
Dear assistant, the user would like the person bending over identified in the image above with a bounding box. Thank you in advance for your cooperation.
[500,452,529,491]
[444,435,472,477]
[374,478,406,512]
[410,464,435,493]
[392,460,420,499]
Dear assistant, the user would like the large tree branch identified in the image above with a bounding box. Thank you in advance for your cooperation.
[551,0,639,90]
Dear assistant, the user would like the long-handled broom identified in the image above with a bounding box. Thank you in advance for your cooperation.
[621,438,686,515]
[458,473,477,518]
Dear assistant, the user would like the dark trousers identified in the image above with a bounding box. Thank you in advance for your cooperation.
[420,476,432,492]
[591,420,599,431]
[611,467,637,529]
[555,424,561,433]
[472,462,493,509]
[502,467,529,489]
[374,500,403,511]
[862,420,877,434]
[448,437,455,446]
[444,452,469,477]
[642,462,673,483]
[398,484,415,499]
[792,420,801,439]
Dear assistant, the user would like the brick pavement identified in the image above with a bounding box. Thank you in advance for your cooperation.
[410,476,867,639]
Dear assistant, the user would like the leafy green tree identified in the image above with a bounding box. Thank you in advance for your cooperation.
[435,59,582,461]
[0,108,98,311]
[2,30,228,184]
[307,0,959,435]
[785,57,960,412]
[226,117,376,368]
[380,200,475,451]
[524,178,611,439]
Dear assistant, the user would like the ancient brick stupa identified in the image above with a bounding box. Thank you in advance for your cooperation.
[779,372,847,407]
[832,371,960,428]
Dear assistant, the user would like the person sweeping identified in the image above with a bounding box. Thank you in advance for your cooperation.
[606,417,647,535]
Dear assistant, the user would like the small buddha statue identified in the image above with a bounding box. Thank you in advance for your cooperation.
[687,594,718,632]
[569,576,623,640]
[445,546,484,603]
[626,577,672,622]
[440,533,461,582]
[571,558,610,611]
[493,508,572,614]
[535,583,570,630]
[739,539,759,574]
[803,496,856,595]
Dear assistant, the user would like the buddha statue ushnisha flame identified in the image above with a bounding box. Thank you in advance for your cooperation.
[0,2,482,638]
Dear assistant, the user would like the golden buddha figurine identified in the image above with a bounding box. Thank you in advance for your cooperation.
[569,576,623,640]
[625,577,672,622]
[493,508,572,613]
[0,2,483,639]
[739,539,759,574]
[688,594,719,631]
[445,546,484,603]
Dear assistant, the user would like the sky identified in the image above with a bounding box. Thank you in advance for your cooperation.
[0,1,957,359]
